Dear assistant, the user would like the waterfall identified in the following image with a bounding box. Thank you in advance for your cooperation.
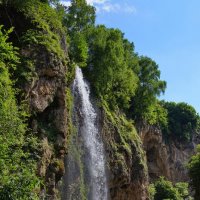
[62,67,108,200]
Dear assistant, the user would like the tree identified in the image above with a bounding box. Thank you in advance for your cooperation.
[130,56,166,124]
[63,0,95,67]
[145,100,168,127]
[85,25,138,109]
[69,32,88,67]
[188,145,200,199]
[63,0,95,34]
[123,38,139,72]
[162,101,199,141]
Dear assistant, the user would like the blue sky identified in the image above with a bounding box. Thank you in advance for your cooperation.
[62,0,200,113]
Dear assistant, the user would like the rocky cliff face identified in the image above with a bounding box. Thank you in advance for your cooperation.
[138,123,199,183]
[0,5,69,198]
[26,46,68,198]
[100,107,149,200]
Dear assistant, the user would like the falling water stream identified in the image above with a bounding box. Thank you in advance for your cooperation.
[62,67,108,200]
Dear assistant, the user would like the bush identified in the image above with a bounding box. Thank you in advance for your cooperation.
[0,25,40,200]
[188,145,200,199]
[153,177,181,200]
[151,177,191,200]
[161,101,199,141]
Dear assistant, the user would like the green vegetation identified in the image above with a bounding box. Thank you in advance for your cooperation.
[63,0,95,67]
[1,0,68,88]
[102,99,143,151]
[21,0,67,61]
[161,101,200,141]
[188,145,200,199]
[85,25,138,109]
[149,177,191,200]
[130,56,166,123]
[63,0,95,34]
[102,99,147,175]
[0,26,40,199]
[0,0,68,198]
[67,131,87,200]
[62,0,168,122]
[175,182,191,199]
[4,0,67,55]
[0,0,199,198]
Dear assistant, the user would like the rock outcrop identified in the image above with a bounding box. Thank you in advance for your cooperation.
[100,107,149,200]
[0,5,69,198]
[26,47,68,198]
[138,123,199,183]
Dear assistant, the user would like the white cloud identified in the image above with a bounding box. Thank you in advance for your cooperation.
[59,0,137,14]
[100,2,136,14]
[102,3,120,12]
[60,0,107,7]
[60,1,71,7]
[87,0,107,5]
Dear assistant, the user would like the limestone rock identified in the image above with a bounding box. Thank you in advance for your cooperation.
[138,122,199,183]
[100,110,149,200]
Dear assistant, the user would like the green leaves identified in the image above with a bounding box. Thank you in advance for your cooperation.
[0,26,40,199]
[187,145,200,199]
[130,56,167,124]
[64,0,95,34]
[0,26,19,69]
[151,177,190,200]
[161,101,199,141]
[85,25,138,110]
[63,0,95,67]
[69,32,88,67]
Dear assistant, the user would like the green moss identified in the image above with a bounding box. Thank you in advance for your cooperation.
[65,88,87,200]
[101,99,147,173]
[18,57,38,85]
[69,139,87,200]
[102,99,137,143]
[66,62,76,86]
[38,120,59,143]
[66,127,87,200]
[66,88,74,144]
[52,159,65,174]
[21,29,66,62]
[148,184,156,200]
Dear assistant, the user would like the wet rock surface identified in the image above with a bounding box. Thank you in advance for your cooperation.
[100,111,149,200]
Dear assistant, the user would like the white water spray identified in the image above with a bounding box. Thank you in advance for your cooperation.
[63,67,108,200]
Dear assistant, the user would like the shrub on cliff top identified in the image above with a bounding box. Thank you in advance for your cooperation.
[1,0,67,61]
[161,101,200,141]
